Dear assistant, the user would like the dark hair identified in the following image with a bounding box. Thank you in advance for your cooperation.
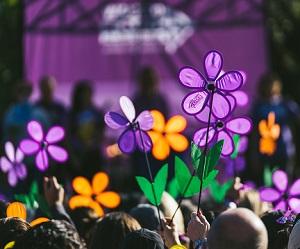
[121,228,164,249]
[258,73,281,99]
[261,210,293,249]
[0,217,30,248]
[90,212,141,249]
[14,220,86,249]
[69,207,98,244]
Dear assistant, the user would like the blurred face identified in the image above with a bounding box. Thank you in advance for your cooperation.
[271,80,282,97]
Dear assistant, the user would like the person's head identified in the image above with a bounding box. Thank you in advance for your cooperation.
[0,217,30,248]
[130,204,164,231]
[39,75,56,102]
[261,210,293,249]
[71,80,93,112]
[122,228,164,249]
[14,80,32,102]
[208,208,268,249]
[258,73,282,100]
[90,212,141,249]
[137,66,158,96]
[288,220,300,249]
[69,207,99,243]
[14,220,86,249]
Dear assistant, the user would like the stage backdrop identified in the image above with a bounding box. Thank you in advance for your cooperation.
[24,0,267,117]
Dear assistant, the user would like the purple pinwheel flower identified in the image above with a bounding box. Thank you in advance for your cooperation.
[179,50,243,119]
[104,96,153,154]
[260,170,300,213]
[20,121,68,171]
[0,142,27,187]
[193,117,252,156]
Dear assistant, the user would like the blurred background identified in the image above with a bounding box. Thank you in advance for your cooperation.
[0,0,300,196]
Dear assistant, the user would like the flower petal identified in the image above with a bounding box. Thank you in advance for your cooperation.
[6,202,27,220]
[289,179,300,196]
[275,200,287,211]
[92,172,109,195]
[150,110,165,132]
[216,71,243,91]
[47,145,68,162]
[72,177,92,196]
[195,106,217,123]
[35,150,49,171]
[272,170,288,193]
[5,142,15,162]
[104,112,128,129]
[165,115,187,133]
[0,157,12,173]
[118,129,136,154]
[27,120,44,142]
[212,92,231,119]
[45,126,65,143]
[193,127,216,147]
[136,130,152,152]
[288,198,300,213]
[179,67,206,88]
[15,148,24,163]
[204,50,223,80]
[151,135,170,160]
[136,111,153,131]
[182,91,208,115]
[166,134,189,152]
[120,96,136,122]
[69,195,103,217]
[217,131,234,156]
[95,191,121,208]
[20,139,40,155]
[16,164,27,180]
[8,170,18,187]
[259,188,281,202]
[238,136,248,154]
[226,94,236,111]
[226,117,252,135]
[148,131,162,145]
[231,91,249,107]
[30,217,49,227]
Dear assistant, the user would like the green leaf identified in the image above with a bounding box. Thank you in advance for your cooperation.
[205,140,224,175]
[14,181,40,210]
[209,178,234,203]
[175,156,200,197]
[191,142,202,167]
[167,178,180,199]
[35,195,52,218]
[203,170,219,188]
[263,165,278,187]
[136,164,168,205]
[231,135,240,159]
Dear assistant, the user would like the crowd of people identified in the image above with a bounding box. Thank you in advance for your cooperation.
[1,67,300,248]
[1,175,300,249]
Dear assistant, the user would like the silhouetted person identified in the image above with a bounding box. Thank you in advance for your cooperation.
[35,76,66,126]
[250,73,300,181]
[68,80,105,178]
[133,66,169,116]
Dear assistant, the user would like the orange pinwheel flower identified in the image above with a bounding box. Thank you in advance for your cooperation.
[148,110,189,160]
[6,201,49,227]
[259,112,280,156]
[69,172,121,217]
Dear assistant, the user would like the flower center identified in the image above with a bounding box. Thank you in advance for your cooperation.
[41,141,48,149]
[216,121,224,130]
[130,122,139,131]
[206,82,216,92]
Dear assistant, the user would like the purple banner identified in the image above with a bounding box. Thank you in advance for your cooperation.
[24,0,267,114]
